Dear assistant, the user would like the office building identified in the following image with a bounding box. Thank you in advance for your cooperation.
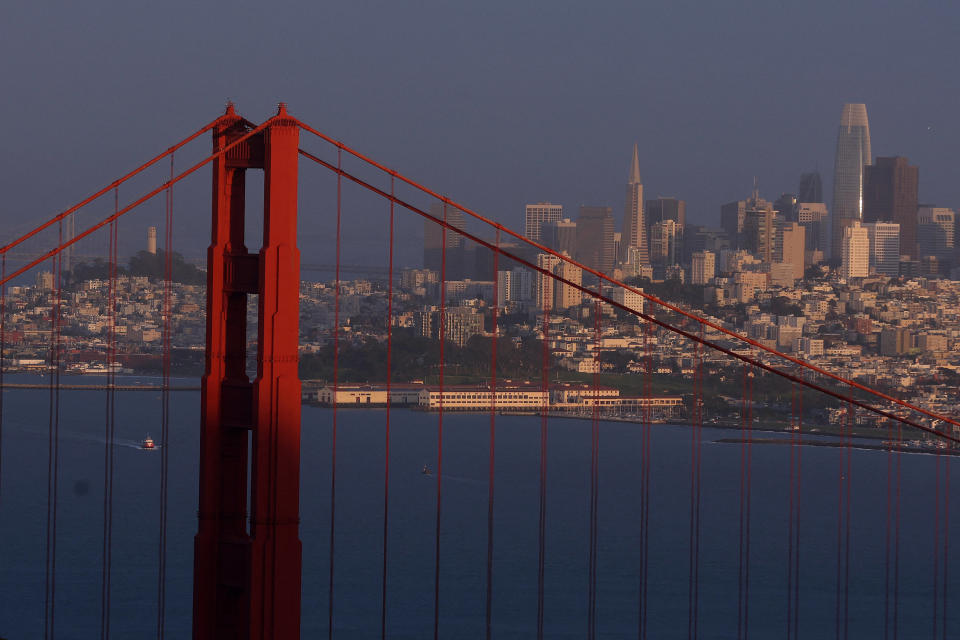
[796,203,829,255]
[743,190,776,263]
[864,156,919,258]
[424,203,466,276]
[831,103,872,261]
[864,222,901,276]
[691,251,716,285]
[620,144,648,265]
[525,203,563,242]
[535,253,562,310]
[649,220,679,265]
[774,193,797,222]
[777,222,805,281]
[576,206,615,273]
[917,206,955,266]
[553,258,582,310]
[720,200,747,249]
[841,221,869,280]
[542,218,577,255]
[798,171,823,203]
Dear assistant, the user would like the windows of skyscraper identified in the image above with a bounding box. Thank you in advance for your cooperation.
[917,206,955,272]
[863,156,919,259]
[576,206,615,274]
[831,103,872,262]
[841,221,869,280]
[525,203,563,242]
[542,218,577,255]
[798,171,823,204]
[621,144,648,265]
[864,222,901,276]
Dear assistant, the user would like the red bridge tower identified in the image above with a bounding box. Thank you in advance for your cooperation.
[193,104,302,640]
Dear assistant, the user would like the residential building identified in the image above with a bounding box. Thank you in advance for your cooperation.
[690,251,716,285]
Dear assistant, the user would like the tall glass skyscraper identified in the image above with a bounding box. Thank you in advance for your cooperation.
[830,103,872,261]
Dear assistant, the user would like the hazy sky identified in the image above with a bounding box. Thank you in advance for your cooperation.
[2,0,958,267]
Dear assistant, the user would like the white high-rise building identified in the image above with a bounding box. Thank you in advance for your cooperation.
[691,251,716,285]
[535,253,562,310]
[525,203,562,242]
[620,144,648,265]
[553,257,582,310]
[864,222,901,276]
[841,221,869,280]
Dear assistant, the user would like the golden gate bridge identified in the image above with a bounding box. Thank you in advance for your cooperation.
[0,103,955,639]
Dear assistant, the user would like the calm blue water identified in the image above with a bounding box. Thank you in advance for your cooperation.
[0,374,956,638]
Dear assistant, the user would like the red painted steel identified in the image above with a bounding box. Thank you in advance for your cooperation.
[194,104,302,640]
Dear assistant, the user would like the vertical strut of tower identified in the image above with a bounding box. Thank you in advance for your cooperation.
[193,103,302,640]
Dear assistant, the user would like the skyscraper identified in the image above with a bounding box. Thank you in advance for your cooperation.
[831,103,872,262]
[798,171,823,203]
[620,144,648,265]
[864,222,901,276]
[917,206,955,266]
[841,221,869,280]
[776,222,806,281]
[864,156,919,259]
[691,251,716,285]
[576,206,615,274]
[542,218,578,255]
[525,203,563,242]
[424,203,466,275]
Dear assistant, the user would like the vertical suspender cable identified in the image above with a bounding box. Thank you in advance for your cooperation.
[0,254,5,506]
[486,229,499,640]
[737,362,747,639]
[587,298,601,640]
[934,446,941,638]
[157,152,174,640]
[787,383,800,640]
[434,202,447,640]
[893,418,901,637]
[44,224,63,640]
[744,358,753,640]
[101,208,118,640]
[942,457,949,640]
[537,298,549,639]
[884,416,892,640]
[688,322,703,640]
[380,177,395,640]
[638,318,652,640]
[329,148,342,640]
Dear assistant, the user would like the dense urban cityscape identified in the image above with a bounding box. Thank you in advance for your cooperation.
[2,103,956,443]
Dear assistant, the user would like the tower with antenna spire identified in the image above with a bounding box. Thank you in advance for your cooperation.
[620,143,648,267]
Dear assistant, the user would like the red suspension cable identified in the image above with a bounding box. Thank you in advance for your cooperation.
[157,152,174,639]
[296,147,960,445]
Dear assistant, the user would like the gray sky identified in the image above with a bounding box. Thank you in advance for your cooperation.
[2,0,958,268]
